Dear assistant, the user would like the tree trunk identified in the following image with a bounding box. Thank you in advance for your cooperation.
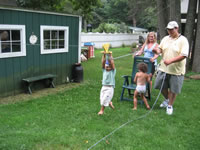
[169,0,176,20]
[84,19,87,31]
[169,0,181,32]
[176,0,182,33]
[192,1,200,72]
[132,15,137,27]
[184,0,197,71]
[157,0,169,40]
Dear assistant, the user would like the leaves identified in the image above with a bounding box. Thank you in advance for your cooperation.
[69,0,101,19]
[16,0,66,11]
[93,0,157,30]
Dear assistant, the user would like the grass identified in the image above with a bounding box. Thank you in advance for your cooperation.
[0,47,200,150]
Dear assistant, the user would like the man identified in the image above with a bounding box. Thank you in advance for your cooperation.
[153,21,189,115]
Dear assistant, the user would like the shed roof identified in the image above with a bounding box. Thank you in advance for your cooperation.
[0,6,80,18]
[129,26,148,32]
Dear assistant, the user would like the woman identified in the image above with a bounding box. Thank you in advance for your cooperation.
[135,32,159,90]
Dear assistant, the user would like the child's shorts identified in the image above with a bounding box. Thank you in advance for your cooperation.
[100,85,114,107]
[136,85,146,93]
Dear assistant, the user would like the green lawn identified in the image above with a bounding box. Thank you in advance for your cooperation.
[0,47,200,150]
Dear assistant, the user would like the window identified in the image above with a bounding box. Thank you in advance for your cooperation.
[0,25,26,58]
[40,26,69,54]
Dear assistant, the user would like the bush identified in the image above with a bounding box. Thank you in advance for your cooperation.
[94,22,130,33]
[122,43,126,47]
[131,42,138,48]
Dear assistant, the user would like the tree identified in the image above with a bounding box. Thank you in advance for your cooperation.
[17,0,101,30]
[156,0,169,39]
[127,0,140,27]
[93,0,157,30]
[192,1,200,72]
[169,0,181,32]
[100,0,129,24]
[139,5,157,31]
[156,0,181,38]
[16,0,66,11]
[184,0,198,70]
[127,0,157,28]
[69,0,101,30]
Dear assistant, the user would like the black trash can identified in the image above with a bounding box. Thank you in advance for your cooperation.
[72,63,83,82]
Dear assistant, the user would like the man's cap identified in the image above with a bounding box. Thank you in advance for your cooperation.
[166,21,179,29]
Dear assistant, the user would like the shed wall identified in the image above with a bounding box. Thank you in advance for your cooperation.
[0,8,80,97]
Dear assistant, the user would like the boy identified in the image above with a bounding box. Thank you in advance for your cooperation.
[98,53,116,115]
[133,62,151,110]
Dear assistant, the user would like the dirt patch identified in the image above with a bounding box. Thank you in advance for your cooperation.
[184,76,190,80]
[189,74,200,80]
[0,82,82,105]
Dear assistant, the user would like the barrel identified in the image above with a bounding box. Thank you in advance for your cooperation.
[72,63,83,82]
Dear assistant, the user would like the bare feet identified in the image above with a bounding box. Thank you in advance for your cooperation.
[146,106,150,110]
[98,111,104,115]
[109,102,115,109]
[132,107,137,110]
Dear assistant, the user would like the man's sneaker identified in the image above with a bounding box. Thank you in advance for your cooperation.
[166,106,173,115]
[160,99,169,108]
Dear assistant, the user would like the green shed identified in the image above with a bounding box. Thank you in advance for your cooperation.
[0,7,81,97]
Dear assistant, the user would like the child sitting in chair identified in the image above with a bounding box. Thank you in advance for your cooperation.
[98,52,116,115]
[133,62,151,110]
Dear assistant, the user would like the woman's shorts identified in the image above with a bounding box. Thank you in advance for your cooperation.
[154,71,184,94]
[151,62,155,75]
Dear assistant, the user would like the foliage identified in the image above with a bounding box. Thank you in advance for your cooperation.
[139,6,158,31]
[115,22,131,33]
[92,0,157,30]
[97,23,117,33]
[122,43,126,47]
[16,0,157,31]
[16,0,102,31]
[92,0,128,28]
[16,0,101,22]
[16,0,66,11]
[69,0,101,21]
[94,22,130,33]
[131,42,138,48]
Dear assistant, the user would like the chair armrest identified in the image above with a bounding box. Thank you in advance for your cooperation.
[121,75,132,79]
[121,75,132,86]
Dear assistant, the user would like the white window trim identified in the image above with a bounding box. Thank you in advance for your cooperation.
[40,25,69,54]
[0,24,26,58]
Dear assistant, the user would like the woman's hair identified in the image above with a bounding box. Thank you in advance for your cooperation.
[137,62,148,73]
[144,32,157,45]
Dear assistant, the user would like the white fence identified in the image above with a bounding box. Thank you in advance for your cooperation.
[81,32,147,49]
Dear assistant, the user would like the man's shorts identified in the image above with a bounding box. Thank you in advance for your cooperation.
[154,71,184,94]
[100,85,114,107]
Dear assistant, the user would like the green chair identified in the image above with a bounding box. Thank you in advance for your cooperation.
[120,56,152,101]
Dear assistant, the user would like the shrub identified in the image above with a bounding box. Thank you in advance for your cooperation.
[131,42,138,48]
[94,22,130,33]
